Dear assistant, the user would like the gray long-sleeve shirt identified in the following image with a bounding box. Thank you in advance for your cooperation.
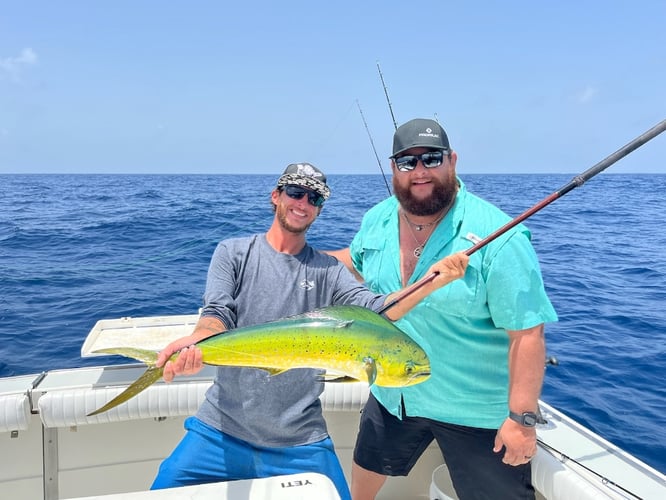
[196,234,385,446]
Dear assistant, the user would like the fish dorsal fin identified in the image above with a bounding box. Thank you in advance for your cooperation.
[363,357,377,386]
[308,319,354,329]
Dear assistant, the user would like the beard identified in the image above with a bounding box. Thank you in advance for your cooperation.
[393,175,458,216]
[276,202,314,234]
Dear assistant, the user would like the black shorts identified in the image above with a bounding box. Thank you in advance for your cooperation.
[353,393,534,499]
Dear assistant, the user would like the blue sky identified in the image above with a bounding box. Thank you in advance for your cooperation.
[1,1,665,174]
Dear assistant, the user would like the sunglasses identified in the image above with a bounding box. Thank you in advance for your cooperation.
[393,150,446,172]
[283,185,325,207]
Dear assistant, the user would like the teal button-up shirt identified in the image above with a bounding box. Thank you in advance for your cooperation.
[350,178,558,429]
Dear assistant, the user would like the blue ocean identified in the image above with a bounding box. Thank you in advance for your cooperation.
[1,173,664,474]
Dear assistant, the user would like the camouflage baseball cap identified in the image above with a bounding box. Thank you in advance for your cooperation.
[276,162,331,201]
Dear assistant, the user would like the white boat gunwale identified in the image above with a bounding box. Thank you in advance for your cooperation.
[1,314,664,500]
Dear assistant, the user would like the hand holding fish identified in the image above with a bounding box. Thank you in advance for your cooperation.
[157,316,227,382]
[160,344,203,382]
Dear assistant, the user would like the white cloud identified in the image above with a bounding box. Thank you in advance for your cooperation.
[577,85,598,104]
[0,48,38,81]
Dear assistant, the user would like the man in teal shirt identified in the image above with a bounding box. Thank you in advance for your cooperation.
[330,119,557,499]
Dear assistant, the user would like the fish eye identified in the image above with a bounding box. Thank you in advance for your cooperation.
[405,361,415,374]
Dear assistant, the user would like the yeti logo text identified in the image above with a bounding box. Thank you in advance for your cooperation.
[281,479,314,488]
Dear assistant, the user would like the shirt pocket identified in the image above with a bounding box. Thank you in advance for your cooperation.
[356,236,396,293]
[423,260,485,318]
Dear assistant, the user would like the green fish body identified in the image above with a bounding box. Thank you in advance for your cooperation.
[87,305,430,416]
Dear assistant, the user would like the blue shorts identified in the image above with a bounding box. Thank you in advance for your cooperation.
[354,394,534,499]
[152,416,350,500]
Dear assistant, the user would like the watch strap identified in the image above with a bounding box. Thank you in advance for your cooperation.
[509,410,538,427]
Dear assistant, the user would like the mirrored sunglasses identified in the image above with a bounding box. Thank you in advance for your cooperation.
[283,185,325,207]
[394,150,446,172]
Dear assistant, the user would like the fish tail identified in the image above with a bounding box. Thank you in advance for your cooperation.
[87,365,164,416]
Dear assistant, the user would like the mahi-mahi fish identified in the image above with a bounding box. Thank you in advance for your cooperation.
[87,305,430,416]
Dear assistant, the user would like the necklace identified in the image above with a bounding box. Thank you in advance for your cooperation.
[402,210,446,231]
[401,211,438,258]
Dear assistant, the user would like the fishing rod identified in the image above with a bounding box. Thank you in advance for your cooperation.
[537,439,642,499]
[378,119,666,315]
[357,99,392,196]
[377,62,397,130]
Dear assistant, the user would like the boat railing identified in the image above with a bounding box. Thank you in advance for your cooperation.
[1,364,371,431]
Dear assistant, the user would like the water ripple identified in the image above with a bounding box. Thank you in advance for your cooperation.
[1,173,664,473]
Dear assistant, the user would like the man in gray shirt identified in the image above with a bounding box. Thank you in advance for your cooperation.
[150,162,468,499]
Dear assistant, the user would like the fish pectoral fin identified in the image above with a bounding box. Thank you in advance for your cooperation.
[363,357,377,386]
[87,365,164,417]
[317,371,360,383]
[260,368,289,377]
[318,375,359,383]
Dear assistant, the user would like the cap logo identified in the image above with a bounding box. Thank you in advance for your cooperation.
[418,127,440,139]
[294,163,324,179]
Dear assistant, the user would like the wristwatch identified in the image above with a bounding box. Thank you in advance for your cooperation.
[509,411,539,427]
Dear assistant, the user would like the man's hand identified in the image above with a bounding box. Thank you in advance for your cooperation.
[493,418,537,466]
[156,336,204,383]
[428,252,469,288]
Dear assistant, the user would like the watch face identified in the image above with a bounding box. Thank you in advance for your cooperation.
[523,413,537,426]
[510,411,538,427]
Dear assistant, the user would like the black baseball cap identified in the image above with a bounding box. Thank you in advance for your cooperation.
[391,119,450,158]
